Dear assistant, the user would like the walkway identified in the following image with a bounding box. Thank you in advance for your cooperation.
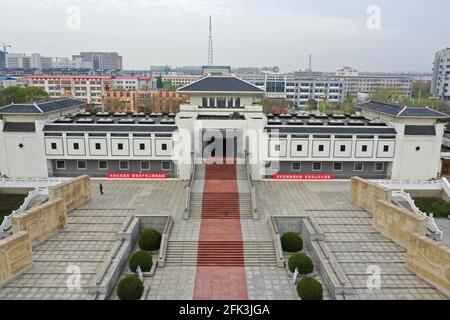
[193,159,248,299]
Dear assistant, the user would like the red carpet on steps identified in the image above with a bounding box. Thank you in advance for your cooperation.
[193,160,248,300]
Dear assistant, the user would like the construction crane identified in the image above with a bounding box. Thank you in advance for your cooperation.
[2,42,11,53]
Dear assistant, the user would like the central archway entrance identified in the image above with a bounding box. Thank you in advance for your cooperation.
[202,129,243,162]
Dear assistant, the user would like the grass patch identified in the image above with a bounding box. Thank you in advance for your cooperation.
[414,197,450,218]
[0,194,26,222]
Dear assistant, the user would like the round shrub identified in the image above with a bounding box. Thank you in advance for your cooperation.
[138,229,161,251]
[129,250,152,272]
[116,275,144,300]
[288,252,314,274]
[296,277,323,300]
[281,232,303,252]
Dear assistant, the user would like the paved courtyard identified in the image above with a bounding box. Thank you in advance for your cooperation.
[0,180,185,300]
[1,178,447,300]
[256,181,448,300]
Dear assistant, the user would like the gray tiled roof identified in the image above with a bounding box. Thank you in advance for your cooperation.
[3,122,36,132]
[177,76,265,93]
[43,124,178,133]
[356,100,449,118]
[404,125,436,136]
[265,126,397,135]
[0,98,85,114]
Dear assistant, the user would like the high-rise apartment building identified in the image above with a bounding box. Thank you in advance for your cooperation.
[431,47,450,102]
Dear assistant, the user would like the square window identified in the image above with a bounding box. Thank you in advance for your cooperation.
[51,142,57,150]
[77,160,87,170]
[141,161,150,170]
[318,145,324,152]
[292,162,301,171]
[383,145,389,152]
[98,161,108,170]
[340,145,346,152]
[275,145,281,151]
[333,162,343,171]
[119,161,129,170]
[375,162,384,171]
[95,143,101,150]
[73,143,79,150]
[362,145,368,152]
[139,143,145,150]
[56,160,65,169]
[162,161,171,170]
[118,143,124,150]
[354,162,363,171]
[312,162,322,171]
[296,145,303,152]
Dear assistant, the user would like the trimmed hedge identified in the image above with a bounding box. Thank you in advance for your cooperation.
[296,277,323,300]
[129,250,153,272]
[117,275,144,300]
[138,229,162,251]
[288,252,314,274]
[281,232,303,252]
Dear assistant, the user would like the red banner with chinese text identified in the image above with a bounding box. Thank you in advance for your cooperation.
[107,172,168,179]
[273,174,335,180]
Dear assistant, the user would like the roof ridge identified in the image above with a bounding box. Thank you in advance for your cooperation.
[397,105,408,116]
[33,102,44,113]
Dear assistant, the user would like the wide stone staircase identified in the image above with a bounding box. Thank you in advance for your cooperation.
[166,240,277,266]
[189,163,253,219]
[165,160,277,268]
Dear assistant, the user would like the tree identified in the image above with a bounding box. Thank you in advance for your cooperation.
[306,98,318,111]
[340,92,355,113]
[162,81,178,91]
[156,75,163,89]
[369,87,407,104]
[0,86,49,106]
[260,98,294,114]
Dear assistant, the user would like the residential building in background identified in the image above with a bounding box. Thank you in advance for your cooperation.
[240,70,412,108]
[161,74,202,87]
[75,52,123,71]
[432,47,450,102]
[25,75,113,105]
[0,76,22,88]
[112,76,155,90]
[104,89,188,113]
[51,57,93,69]
[5,53,53,69]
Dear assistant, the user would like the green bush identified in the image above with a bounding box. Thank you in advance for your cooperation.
[116,275,144,300]
[296,277,323,300]
[138,229,162,251]
[129,250,153,272]
[414,197,450,218]
[288,252,314,274]
[281,232,303,252]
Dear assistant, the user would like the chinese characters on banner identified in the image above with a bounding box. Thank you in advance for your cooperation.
[273,174,335,180]
[107,172,168,179]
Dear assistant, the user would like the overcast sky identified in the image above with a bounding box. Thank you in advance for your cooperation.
[0,0,449,72]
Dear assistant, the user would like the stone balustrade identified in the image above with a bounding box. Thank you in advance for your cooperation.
[0,231,32,285]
